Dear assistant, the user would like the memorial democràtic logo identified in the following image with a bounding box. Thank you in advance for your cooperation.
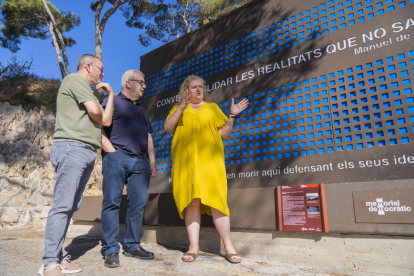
[301,227,321,232]
[366,198,412,215]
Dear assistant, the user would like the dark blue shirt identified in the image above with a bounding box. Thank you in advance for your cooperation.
[102,93,153,158]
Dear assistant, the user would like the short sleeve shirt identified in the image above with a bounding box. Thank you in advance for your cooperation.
[53,73,103,150]
[102,93,153,158]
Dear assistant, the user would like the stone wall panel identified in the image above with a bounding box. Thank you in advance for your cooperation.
[0,101,103,229]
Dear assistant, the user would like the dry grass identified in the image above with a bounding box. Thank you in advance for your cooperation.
[0,76,60,112]
[0,77,107,113]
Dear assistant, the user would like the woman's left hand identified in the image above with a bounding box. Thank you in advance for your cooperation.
[230,98,249,116]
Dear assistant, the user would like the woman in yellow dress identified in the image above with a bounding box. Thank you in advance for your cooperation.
[164,75,249,263]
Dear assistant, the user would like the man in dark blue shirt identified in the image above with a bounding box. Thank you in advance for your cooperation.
[100,69,156,268]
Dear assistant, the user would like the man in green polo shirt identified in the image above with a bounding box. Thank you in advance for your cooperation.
[39,54,114,276]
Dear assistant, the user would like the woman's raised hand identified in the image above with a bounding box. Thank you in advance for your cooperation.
[230,98,249,116]
[179,91,191,111]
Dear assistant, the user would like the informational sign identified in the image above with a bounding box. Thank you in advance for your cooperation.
[353,189,414,223]
[277,184,328,232]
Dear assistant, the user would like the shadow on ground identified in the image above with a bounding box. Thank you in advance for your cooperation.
[64,235,105,261]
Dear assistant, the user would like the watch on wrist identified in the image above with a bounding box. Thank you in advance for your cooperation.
[229,114,238,118]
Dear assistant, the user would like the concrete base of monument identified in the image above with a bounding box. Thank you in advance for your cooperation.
[68,221,413,276]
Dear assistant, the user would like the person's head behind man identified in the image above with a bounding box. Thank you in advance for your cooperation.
[77,54,104,86]
[121,70,146,102]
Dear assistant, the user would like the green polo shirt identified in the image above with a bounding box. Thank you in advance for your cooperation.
[53,73,103,150]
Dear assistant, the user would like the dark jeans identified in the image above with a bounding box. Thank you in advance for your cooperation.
[101,151,150,255]
[43,141,96,266]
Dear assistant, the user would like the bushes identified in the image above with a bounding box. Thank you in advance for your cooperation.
[0,55,33,80]
[0,55,60,112]
[0,55,110,112]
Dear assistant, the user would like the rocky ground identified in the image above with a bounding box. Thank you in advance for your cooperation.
[0,230,349,276]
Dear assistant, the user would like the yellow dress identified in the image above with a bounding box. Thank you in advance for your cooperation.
[167,102,229,219]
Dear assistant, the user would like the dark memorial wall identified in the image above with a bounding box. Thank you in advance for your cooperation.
[139,0,414,234]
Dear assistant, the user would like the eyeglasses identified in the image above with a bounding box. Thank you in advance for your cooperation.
[91,63,104,73]
[129,79,146,86]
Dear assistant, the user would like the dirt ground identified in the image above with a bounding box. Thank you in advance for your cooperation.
[0,230,349,276]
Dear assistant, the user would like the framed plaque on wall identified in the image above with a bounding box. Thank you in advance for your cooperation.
[277,183,329,232]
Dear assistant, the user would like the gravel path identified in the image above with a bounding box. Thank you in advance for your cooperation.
[0,230,348,276]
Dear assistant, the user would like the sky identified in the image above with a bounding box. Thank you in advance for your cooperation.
[0,0,167,92]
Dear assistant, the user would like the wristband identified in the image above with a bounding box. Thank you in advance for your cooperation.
[229,114,238,118]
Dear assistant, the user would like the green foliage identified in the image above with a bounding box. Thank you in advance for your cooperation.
[127,0,253,46]
[90,0,123,12]
[0,55,60,112]
[90,0,101,12]
[121,0,156,31]
[0,55,36,110]
[0,61,8,77]
[34,86,59,112]
[129,1,169,46]
[0,55,33,82]
[197,0,253,25]
[0,0,80,52]
[89,0,155,31]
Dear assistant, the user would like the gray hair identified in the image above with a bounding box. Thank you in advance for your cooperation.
[77,54,101,71]
[121,70,145,89]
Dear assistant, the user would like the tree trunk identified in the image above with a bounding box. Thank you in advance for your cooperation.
[94,0,128,60]
[41,0,70,76]
[94,1,104,59]
[48,22,66,79]
[94,34,103,60]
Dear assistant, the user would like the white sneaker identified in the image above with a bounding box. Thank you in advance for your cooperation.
[37,264,44,276]
[37,263,63,276]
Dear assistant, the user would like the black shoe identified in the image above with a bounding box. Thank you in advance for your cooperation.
[124,247,155,260]
[104,252,120,268]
